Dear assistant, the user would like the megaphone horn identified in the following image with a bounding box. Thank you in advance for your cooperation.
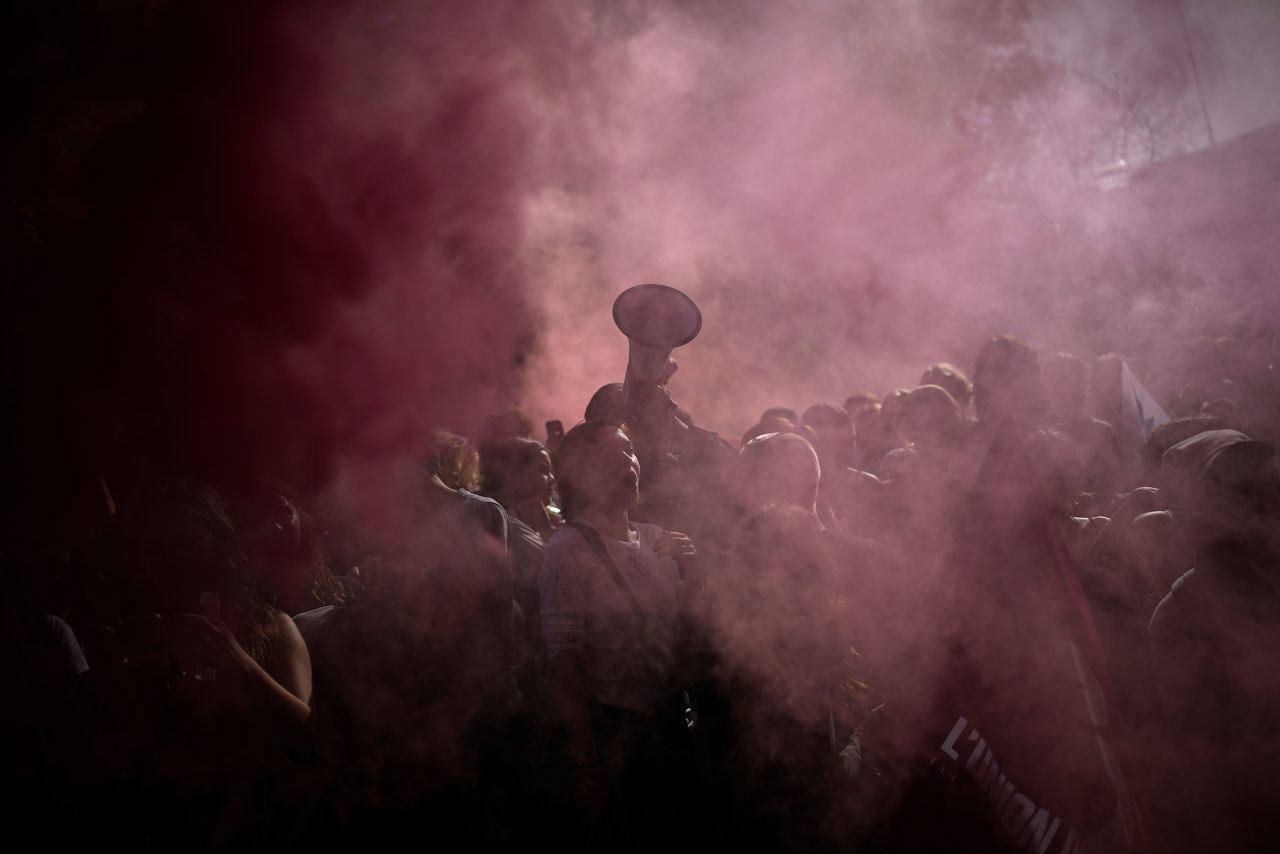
[612,284,703,385]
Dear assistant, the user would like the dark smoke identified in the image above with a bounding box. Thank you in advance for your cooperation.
[6,0,591,534]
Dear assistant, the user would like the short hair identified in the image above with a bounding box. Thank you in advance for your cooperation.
[898,384,962,443]
[918,364,972,408]
[843,393,879,415]
[742,415,800,447]
[801,402,850,432]
[761,406,800,423]
[740,431,822,512]
[973,335,1041,422]
[974,335,1039,386]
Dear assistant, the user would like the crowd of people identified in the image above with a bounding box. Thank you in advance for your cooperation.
[6,331,1280,853]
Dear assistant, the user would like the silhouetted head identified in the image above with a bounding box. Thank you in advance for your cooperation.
[234,481,341,611]
[898,384,964,452]
[1141,414,1227,485]
[481,437,555,511]
[1162,429,1280,557]
[554,422,639,519]
[742,415,804,447]
[842,392,880,418]
[919,363,973,411]
[762,406,800,423]
[973,335,1046,426]
[739,431,822,515]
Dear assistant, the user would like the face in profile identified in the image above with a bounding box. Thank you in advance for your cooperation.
[579,429,641,512]
[517,449,556,508]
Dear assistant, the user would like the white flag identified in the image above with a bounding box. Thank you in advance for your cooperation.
[1120,361,1169,441]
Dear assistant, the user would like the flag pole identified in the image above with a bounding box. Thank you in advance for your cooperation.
[1177,0,1216,147]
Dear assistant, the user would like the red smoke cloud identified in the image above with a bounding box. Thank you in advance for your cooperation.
[8,1,599,531]
[8,0,1278,517]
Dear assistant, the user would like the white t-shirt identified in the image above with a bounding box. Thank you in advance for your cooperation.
[539,521,683,712]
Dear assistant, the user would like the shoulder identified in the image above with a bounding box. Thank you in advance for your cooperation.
[541,528,593,603]
[456,489,509,541]
[508,517,546,555]
[547,523,589,549]
[265,606,313,701]
[1149,569,1199,649]
[457,487,506,519]
[508,516,539,540]
[545,525,593,567]
[1169,567,1200,600]
[270,607,311,654]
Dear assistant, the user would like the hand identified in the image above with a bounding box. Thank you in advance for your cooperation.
[162,613,258,684]
[654,530,696,560]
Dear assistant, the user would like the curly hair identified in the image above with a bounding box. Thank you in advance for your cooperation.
[429,431,481,492]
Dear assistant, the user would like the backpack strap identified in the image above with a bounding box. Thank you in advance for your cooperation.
[568,522,646,618]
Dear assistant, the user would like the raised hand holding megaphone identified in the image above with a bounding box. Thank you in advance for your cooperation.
[612,284,733,537]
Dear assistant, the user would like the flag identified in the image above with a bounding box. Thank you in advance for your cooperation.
[890,423,1143,853]
[1120,361,1169,444]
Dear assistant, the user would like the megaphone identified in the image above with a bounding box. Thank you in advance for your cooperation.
[612,283,702,386]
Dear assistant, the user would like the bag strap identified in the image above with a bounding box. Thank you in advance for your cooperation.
[568,522,646,618]
[573,523,700,726]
